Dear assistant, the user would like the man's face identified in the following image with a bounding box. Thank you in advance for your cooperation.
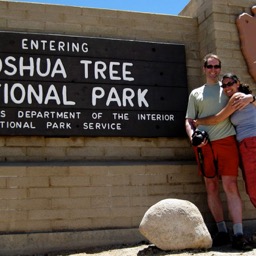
[204,57,221,81]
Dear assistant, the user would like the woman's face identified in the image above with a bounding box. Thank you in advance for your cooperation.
[221,78,239,97]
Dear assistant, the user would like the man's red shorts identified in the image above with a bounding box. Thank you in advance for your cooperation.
[193,136,239,177]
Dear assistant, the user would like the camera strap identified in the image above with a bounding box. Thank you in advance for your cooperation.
[197,141,218,178]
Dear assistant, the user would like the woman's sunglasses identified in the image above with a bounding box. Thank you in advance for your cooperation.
[221,81,236,88]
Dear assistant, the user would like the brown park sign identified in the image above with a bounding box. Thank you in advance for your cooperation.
[0,32,188,137]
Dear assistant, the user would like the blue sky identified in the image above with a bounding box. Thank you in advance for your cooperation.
[13,0,190,15]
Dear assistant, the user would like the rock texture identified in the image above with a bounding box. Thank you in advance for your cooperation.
[139,199,212,251]
[236,6,256,82]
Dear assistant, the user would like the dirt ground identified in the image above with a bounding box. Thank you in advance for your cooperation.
[51,241,256,256]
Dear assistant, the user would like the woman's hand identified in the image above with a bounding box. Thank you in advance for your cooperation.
[231,93,252,110]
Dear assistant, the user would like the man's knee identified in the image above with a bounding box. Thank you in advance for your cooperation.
[222,177,239,194]
[205,178,219,194]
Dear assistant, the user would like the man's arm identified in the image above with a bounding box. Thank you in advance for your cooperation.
[185,118,195,144]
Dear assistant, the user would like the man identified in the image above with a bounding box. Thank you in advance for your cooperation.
[185,53,252,250]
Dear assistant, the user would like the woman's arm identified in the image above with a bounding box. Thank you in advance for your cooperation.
[194,93,245,126]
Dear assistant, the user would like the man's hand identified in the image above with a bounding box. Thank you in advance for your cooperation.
[197,138,208,148]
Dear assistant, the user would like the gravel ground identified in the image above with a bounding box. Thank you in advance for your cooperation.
[50,240,256,256]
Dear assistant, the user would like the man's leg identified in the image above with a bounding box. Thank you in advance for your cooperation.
[222,176,252,251]
[221,176,242,224]
[204,176,230,246]
[204,176,224,222]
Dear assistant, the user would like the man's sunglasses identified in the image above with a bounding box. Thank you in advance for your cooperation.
[221,81,236,88]
[205,65,221,69]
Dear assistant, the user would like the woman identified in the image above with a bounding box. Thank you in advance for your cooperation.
[194,73,256,208]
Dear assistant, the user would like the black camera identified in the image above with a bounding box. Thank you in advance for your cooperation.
[191,129,208,146]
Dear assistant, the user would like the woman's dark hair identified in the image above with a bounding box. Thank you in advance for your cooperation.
[222,72,252,94]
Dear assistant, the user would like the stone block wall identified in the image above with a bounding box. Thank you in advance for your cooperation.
[0,163,204,233]
[0,0,199,162]
[181,0,256,92]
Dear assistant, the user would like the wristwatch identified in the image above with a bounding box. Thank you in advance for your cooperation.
[250,95,256,103]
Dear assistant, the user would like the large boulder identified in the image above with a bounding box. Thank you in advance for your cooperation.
[139,199,212,251]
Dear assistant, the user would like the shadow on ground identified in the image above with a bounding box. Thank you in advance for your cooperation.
[136,244,251,255]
